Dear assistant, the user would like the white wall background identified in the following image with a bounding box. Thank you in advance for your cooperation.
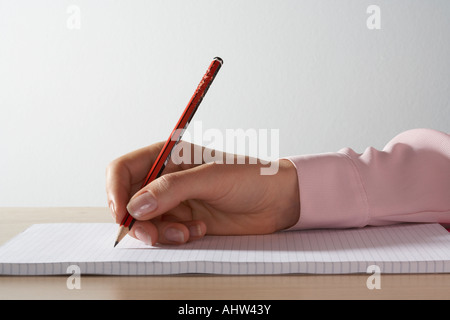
[0,0,449,206]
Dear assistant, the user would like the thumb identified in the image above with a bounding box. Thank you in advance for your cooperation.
[126,163,219,221]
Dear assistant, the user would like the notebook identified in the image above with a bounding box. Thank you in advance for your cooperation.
[0,223,449,275]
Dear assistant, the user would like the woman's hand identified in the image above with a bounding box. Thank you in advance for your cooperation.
[106,141,300,245]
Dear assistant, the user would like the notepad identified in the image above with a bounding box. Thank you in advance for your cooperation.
[0,223,449,275]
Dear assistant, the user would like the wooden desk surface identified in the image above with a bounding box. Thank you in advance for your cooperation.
[0,207,449,300]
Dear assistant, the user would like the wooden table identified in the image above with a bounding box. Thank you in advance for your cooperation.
[0,208,449,300]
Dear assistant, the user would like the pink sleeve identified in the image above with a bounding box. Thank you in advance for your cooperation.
[284,128,450,230]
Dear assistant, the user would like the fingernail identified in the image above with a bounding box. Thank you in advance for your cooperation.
[109,201,116,220]
[189,224,203,237]
[127,191,157,218]
[165,228,185,243]
[134,227,153,246]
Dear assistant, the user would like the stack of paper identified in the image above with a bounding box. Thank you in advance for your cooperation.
[0,223,449,275]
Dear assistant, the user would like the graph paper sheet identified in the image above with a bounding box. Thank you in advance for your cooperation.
[0,223,449,275]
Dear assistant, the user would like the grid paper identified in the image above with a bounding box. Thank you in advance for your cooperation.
[0,223,449,275]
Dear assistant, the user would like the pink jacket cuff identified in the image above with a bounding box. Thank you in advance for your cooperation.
[284,152,369,230]
[283,128,450,230]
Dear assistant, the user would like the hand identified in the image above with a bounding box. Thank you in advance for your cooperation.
[106,141,300,245]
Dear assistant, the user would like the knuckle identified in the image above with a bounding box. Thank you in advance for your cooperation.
[105,161,116,176]
[106,157,127,175]
[155,173,179,192]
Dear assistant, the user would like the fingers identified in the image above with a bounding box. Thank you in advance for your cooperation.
[106,142,166,223]
[129,219,207,245]
[129,197,207,245]
[106,141,221,246]
[105,159,132,224]
[106,140,206,224]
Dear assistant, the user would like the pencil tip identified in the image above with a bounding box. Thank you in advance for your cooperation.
[114,224,130,248]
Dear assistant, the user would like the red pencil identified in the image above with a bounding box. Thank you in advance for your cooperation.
[114,57,223,247]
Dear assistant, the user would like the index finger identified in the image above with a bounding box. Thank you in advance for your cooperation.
[106,141,166,223]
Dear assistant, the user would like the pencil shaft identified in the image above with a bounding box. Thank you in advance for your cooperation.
[113,57,223,247]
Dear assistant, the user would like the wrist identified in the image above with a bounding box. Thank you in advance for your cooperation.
[275,159,301,230]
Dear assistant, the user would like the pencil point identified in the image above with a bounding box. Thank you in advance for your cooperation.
[114,225,130,248]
